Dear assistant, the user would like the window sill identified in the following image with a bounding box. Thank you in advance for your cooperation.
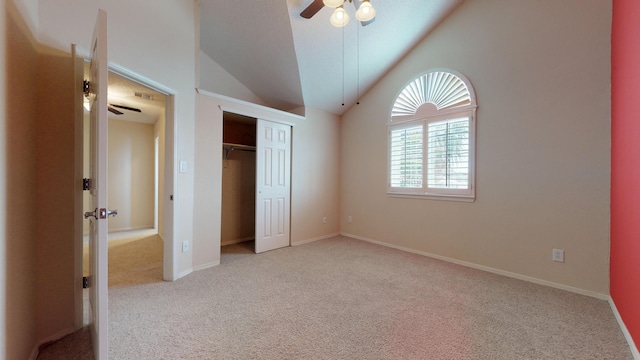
[387,192,475,203]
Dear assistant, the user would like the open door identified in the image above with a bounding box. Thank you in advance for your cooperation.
[255,119,291,253]
[83,9,111,360]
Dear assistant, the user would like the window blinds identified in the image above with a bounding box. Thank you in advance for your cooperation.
[390,125,423,188]
[427,117,470,189]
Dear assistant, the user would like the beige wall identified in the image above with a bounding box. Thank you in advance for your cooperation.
[35,49,76,344]
[107,119,155,232]
[221,150,256,245]
[5,2,39,358]
[291,107,341,244]
[193,94,223,269]
[4,0,78,356]
[340,0,612,295]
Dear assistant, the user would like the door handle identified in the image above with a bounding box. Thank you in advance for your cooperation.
[83,208,118,219]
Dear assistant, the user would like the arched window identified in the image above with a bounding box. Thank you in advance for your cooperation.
[388,69,477,201]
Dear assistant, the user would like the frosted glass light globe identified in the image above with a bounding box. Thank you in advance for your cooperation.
[356,1,376,22]
[330,7,350,27]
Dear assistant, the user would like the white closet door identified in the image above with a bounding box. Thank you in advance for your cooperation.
[255,120,291,253]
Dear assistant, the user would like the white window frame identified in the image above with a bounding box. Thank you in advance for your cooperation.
[388,69,477,202]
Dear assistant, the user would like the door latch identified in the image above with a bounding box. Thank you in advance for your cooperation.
[84,208,98,219]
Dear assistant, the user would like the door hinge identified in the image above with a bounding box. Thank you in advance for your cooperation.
[83,178,91,191]
[170,195,174,201]
[83,80,91,96]
[83,276,90,289]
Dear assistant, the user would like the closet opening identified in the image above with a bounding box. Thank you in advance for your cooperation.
[221,112,257,257]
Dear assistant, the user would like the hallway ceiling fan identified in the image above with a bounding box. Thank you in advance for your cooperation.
[301,0,376,27]
[108,103,142,116]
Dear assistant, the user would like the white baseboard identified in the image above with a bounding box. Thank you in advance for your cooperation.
[176,268,193,280]
[292,232,341,246]
[108,225,154,233]
[340,232,609,300]
[193,260,220,272]
[31,326,77,360]
[609,297,640,359]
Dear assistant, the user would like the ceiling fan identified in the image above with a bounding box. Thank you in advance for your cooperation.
[301,0,376,27]
[108,104,142,116]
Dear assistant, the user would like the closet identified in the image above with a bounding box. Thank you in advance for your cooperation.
[220,109,292,254]
[221,112,257,248]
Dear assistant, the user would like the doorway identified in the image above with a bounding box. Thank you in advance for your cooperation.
[221,113,257,256]
[220,111,292,258]
[82,68,172,322]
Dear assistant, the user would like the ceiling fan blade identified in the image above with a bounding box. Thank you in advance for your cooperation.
[108,106,124,115]
[300,0,324,19]
[110,104,142,113]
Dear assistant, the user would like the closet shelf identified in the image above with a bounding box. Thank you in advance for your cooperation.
[223,142,256,160]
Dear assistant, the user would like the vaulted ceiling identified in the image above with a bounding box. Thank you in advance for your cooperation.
[198,0,463,116]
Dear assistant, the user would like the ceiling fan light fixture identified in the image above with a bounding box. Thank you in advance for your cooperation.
[323,0,344,8]
[330,6,349,27]
[355,0,376,22]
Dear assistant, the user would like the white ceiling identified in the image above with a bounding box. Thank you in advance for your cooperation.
[199,0,463,116]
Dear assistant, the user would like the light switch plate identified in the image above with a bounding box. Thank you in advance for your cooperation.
[179,161,187,173]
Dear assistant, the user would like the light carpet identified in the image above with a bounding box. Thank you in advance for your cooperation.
[42,236,634,359]
[82,232,164,288]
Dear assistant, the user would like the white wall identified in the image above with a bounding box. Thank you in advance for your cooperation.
[36,0,198,277]
[199,50,268,107]
[340,0,612,295]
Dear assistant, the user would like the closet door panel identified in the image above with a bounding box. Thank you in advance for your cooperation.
[255,120,290,253]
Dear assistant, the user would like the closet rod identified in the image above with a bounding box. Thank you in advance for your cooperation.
[223,142,256,160]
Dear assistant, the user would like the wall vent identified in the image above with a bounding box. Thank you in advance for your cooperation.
[134,92,154,101]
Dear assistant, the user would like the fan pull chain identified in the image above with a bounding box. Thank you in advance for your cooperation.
[342,24,345,107]
[356,22,360,105]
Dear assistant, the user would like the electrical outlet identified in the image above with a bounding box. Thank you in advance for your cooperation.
[348,215,352,223]
[322,216,327,224]
[182,240,189,253]
[552,249,564,263]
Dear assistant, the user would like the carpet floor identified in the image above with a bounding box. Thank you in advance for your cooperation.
[40,235,634,359]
